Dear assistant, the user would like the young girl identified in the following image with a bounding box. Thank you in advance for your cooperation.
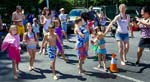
[94,32,108,72]
[99,11,111,33]
[23,23,38,71]
[74,17,87,75]
[130,18,138,38]
[41,24,62,80]
[54,19,68,62]
[1,25,21,79]
[32,18,40,47]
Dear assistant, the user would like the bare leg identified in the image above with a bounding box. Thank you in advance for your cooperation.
[31,49,36,69]
[98,55,102,68]
[61,52,68,62]
[117,41,125,65]
[123,41,129,62]
[12,60,18,79]
[51,59,58,80]
[28,49,33,71]
[136,47,144,64]
[102,55,107,70]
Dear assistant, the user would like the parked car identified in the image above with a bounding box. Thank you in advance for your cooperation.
[67,8,88,33]
[92,7,103,14]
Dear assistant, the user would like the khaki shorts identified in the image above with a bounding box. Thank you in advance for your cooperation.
[17,25,25,35]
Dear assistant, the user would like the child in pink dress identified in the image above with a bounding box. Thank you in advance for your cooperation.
[1,25,21,79]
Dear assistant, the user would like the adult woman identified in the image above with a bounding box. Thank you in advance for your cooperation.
[59,8,68,41]
[104,4,130,65]
[135,6,150,65]
[39,7,52,55]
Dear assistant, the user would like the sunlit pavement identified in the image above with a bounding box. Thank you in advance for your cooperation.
[0,32,149,82]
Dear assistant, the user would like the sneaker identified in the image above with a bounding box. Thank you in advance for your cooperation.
[38,50,42,55]
[121,61,126,65]
[14,75,18,80]
[135,61,140,66]
[53,75,58,80]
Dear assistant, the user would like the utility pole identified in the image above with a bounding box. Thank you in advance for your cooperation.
[46,0,49,8]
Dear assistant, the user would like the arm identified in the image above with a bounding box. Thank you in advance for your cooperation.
[75,28,84,38]
[136,17,150,27]
[41,35,47,48]
[40,15,46,25]
[22,33,27,45]
[104,15,119,35]
[56,34,63,46]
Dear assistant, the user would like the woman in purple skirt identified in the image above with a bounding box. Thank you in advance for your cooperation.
[54,19,68,62]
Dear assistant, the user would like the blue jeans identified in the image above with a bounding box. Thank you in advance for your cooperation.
[61,22,67,32]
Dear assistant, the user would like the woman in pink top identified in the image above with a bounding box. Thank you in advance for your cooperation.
[1,25,21,79]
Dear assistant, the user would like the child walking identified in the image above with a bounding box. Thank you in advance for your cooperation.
[94,32,108,72]
[74,17,87,75]
[23,23,38,71]
[41,24,62,80]
[1,25,21,79]
[54,19,68,62]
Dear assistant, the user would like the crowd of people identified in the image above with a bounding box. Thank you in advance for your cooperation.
[0,4,150,80]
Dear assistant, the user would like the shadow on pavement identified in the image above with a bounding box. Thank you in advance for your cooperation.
[66,59,78,65]
[85,71,117,79]
[19,68,49,80]
[57,71,87,81]
[88,54,112,61]
[63,45,74,49]
[65,54,76,57]
[0,66,11,75]
[136,63,150,73]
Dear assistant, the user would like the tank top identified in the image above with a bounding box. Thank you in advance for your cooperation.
[97,38,105,45]
[43,17,51,31]
[139,18,150,38]
[27,32,35,41]
[100,16,107,26]
[116,14,129,34]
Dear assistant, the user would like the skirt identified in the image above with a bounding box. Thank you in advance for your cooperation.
[7,45,20,64]
[138,38,150,48]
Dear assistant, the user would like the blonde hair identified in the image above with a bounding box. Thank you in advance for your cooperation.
[9,25,17,33]
[97,31,104,38]
[119,4,126,12]
[75,17,82,24]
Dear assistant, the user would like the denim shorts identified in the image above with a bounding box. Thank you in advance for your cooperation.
[115,32,129,41]
[27,45,36,49]
[61,22,67,32]
[96,48,107,55]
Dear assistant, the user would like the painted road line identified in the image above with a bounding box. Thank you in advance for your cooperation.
[144,49,150,52]
[93,67,144,82]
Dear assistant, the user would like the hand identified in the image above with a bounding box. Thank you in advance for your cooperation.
[103,33,106,36]
[136,17,141,22]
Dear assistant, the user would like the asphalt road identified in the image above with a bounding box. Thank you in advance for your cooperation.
[0,32,150,82]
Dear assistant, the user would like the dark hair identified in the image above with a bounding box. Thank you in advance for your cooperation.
[131,18,138,23]
[42,7,49,16]
[54,18,61,27]
[75,17,82,24]
[80,12,90,22]
[142,6,150,15]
